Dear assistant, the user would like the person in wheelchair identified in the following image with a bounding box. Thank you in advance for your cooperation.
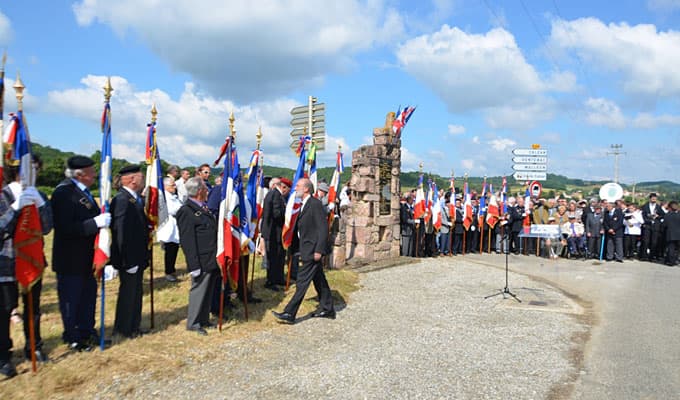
[562,214,586,258]
[543,217,566,259]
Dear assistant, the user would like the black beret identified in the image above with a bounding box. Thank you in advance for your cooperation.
[67,155,95,169]
[119,165,142,175]
[649,192,658,198]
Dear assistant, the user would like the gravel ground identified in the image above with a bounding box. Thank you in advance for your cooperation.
[95,258,586,400]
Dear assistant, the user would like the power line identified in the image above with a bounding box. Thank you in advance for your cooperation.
[607,144,626,183]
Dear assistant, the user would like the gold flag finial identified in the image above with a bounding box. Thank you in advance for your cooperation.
[229,110,236,138]
[419,162,423,173]
[14,71,25,111]
[464,173,468,181]
[256,126,263,149]
[451,169,455,177]
[151,103,158,123]
[103,77,113,102]
[338,144,342,152]
[1,51,6,71]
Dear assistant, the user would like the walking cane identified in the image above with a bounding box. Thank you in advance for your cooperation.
[462,230,466,255]
[599,232,606,261]
[285,249,293,291]
[27,288,37,372]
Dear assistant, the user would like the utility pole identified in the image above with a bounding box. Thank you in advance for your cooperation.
[607,144,626,183]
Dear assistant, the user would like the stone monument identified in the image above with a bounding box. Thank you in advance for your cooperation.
[338,112,402,267]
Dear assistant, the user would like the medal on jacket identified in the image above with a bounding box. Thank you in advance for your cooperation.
[79,197,93,210]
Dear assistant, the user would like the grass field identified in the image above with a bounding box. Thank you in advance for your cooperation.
[1,233,360,398]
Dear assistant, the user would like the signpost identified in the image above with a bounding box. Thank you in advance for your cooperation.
[290,96,326,151]
[512,145,548,181]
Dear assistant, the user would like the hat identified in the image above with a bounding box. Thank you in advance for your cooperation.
[548,216,556,221]
[279,177,293,187]
[568,214,576,219]
[67,155,95,169]
[318,182,330,193]
[649,192,658,198]
[578,200,587,205]
[119,165,141,175]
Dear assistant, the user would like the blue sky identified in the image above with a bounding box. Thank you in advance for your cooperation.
[1,0,680,183]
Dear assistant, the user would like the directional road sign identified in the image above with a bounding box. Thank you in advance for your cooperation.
[513,148,548,156]
[513,171,547,181]
[512,156,547,164]
[290,103,325,116]
[290,96,326,151]
[512,163,548,172]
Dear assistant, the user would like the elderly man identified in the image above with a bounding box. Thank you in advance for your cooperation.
[261,177,290,290]
[272,178,334,324]
[51,156,111,352]
[176,177,220,335]
[110,165,150,338]
[603,201,625,262]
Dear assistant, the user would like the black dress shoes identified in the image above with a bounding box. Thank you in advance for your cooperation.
[311,309,336,319]
[271,311,295,324]
[264,282,280,291]
[202,321,217,329]
[69,341,93,352]
[188,327,208,336]
[25,349,50,363]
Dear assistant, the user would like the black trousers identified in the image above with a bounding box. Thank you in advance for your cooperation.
[641,227,662,259]
[624,235,640,258]
[283,257,333,317]
[266,240,286,286]
[114,268,144,336]
[163,242,180,275]
[21,278,44,353]
[587,235,602,258]
[0,282,18,361]
[452,233,463,254]
[57,273,97,344]
[666,240,679,265]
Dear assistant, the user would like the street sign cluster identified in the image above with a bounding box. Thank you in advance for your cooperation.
[290,96,326,151]
[512,148,548,181]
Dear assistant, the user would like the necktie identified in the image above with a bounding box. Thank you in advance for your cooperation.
[571,223,576,235]
[83,188,95,204]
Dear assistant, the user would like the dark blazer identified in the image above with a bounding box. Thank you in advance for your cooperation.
[294,196,328,262]
[663,211,680,241]
[176,200,219,274]
[51,179,101,275]
[454,207,465,234]
[400,203,415,236]
[261,188,285,245]
[585,212,603,237]
[603,208,624,238]
[641,202,665,230]
[509,205,524,233]
[110,188,150,270]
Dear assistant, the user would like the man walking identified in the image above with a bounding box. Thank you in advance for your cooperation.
[272,178,334,324]
[261,177,289,290]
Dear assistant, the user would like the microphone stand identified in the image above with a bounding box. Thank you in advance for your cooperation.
[484,230,521,302]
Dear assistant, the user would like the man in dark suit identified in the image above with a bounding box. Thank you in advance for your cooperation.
[400,193,415,256]
[176,177,220,335]
[272,178,334,324]
[51,156,111,352]
[663,201,680,266]
[603,201,624,262]
[640,193,665,260]
[260,177,290,290]
[110,165,150,338]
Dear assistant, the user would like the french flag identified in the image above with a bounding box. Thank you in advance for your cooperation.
[523,187,532,232]
[216,138,241,289]
[413,174,426,220]
[144,122,168,233]
[463,181,473,231]
[430,181,442,230]
[327,150,344,210]
[282,135,310,249]
[93,103,112,272]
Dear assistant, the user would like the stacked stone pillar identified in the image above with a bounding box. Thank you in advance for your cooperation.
[339,113,402,266]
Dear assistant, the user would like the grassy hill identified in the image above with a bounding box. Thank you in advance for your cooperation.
[28,143,679,202]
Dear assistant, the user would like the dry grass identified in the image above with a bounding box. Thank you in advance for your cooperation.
[1,233,360,398]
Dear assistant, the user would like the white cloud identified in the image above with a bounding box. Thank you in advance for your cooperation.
[485,102,554,130]
[42,75,312,168]
[461,159,475,170]
[631,113,680,129]
[471,135,480,144]
[488,137,517,152]
[72,0,404,101]
[583,97,626,129]
[396,24,571,129]
[549,18,680,100]
[539,132,561,144]
[448,124,465,135]
[0,10,11,46]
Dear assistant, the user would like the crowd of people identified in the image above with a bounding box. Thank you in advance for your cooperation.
[0,155,345,379]
[400,189,680,267]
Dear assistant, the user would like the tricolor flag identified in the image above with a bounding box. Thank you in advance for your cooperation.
[0,55,5,190]
[282,135,310,249]
[413,174,426,220]
[463,181,473,231]
[478,178,487,227]
[501,176,508,214]
[245,149,261,241]
[216,137,241,289]
[144,121,169,236]
[486,192,500,229]
[234,158,253,253]
[255,162,265,221]
[5,110,43,290]
[93,102,112,273]
[448,175,456,223]
[430,180,442,230]
[308,142,317,191]
[523,186,532,232]
[327,149,344,223]
[392,105,417,139]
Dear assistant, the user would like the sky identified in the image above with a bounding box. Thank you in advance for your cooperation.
[1,0,680,184]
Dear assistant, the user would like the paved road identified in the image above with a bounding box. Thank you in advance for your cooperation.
[466,253,680,399]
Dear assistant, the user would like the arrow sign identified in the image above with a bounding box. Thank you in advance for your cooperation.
[512,156,547,164]
[513,148,548,156]
[290,103,325,116]
[513,172,547,181]
[291,114,326,126]
[512,164,547,171]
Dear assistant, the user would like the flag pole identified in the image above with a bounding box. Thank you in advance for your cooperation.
[100,77,113,350]
[448,169,454,256]
[14,73,37,373]
[148,104,158,330]
[0,51,6,189]
[462,173,468,256]
[480,176,486,254]
[230,112,248,321]
[250,127,263,293]
[415,162,423,258]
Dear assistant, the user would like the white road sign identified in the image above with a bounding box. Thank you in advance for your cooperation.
[290,103,325,116]
[513,148,548,156]
[513,171,547,181]
[512,156,547,164]
[512,164,548,172]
